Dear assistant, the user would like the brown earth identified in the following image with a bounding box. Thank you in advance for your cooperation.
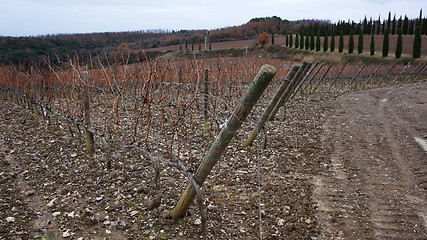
[0,79,426,239]
[314,81,427,239]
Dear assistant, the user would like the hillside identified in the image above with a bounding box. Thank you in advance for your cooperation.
[1,14,426,65]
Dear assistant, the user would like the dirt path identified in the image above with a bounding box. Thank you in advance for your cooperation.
[314,81,427,239]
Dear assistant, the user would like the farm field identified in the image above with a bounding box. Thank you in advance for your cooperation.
[0,56,426,239]
[147,35,427,58]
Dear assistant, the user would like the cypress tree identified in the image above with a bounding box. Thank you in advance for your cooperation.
[363,16,368,34]
[368,17,373,34]
[421,18,427,35]
[395,28,403,58]
[323,33,329,52]
[397,16,402,34]
[348,28,354,54]
[358,29,363,54]
[310,31,315,50]
[295,33,299,48]
[423,18,427,35]
[331,31,335,52]
[285,34,289,46]
[370,33,375,56]
[185,41,188,51]
[413,24,422,58]
[382,29,389,57]
[192,41,194,51]
[377,15,381,34]
[403,15,409,35]
[387,12,391,32]
[382,19,385,34]
[300,34,304,49]
[199,42,201,51]
[409,20,415,35]
[316,31,321,51]
[339,31,344,53]
[209,43,212,51]
[305,34,310,50]
[392,14,396,35]
[271,33,275,45]
[289,33,293,48]
[372,20,376,35]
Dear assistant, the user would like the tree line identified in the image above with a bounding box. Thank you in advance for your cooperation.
[1,10,425,65]
[282,9,424,59]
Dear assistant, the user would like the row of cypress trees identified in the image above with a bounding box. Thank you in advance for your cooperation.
[284,10,423,59]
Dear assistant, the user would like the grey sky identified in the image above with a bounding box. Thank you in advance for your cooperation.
[1,0,425,36]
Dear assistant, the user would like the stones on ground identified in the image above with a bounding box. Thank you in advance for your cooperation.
[52,212,61,217]
[24,189,35,196]
[130,210,138,217]
[62,230,71,238]
[6,216,15,222]
[194,218,202,225]
[277,218,285,226]
[47,197,57,207]
[148,193,161,209]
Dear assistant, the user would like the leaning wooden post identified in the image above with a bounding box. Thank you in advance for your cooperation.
[295,61,318,95]
[268,62,308,121]
[172,64,276,219]
[243,65,299,147]
[293,62,314,96]
[82,71,94,155]
[412,63,427,82]
[311,64,332,93]
[203,68,209,134]
[328,63,347,90]
[377,62,398,86]
[301,63,324,93]
[361,62,383,88]
[347,62,368,89]
[402,62,423,84]
[392,62,411,84]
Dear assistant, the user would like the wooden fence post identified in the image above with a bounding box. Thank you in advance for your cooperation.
[243,64,300,147]
[361,62,383,88]
[268,62,308,121]
[203,68,209,134]
[347,62,368,89]
[311,64,332,93]
[296,61,318,95]
[294,62,315,95]
[413,63,427,82]
[402,62,423,84]
[392,62,412,84]
[377,62,397,86]
[171,64,276,219]
[328,63,347,90]
[83,71,94,155]
[301,63,324,93]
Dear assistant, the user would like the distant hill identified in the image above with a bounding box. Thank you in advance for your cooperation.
[1,13,425,65]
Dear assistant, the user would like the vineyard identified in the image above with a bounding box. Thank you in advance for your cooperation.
[0,56,426,239]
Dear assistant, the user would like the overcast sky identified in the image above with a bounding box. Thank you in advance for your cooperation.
[1,0,426,37]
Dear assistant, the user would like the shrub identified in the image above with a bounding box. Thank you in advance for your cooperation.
[258,32,271,47]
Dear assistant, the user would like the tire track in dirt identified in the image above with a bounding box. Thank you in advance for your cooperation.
[314,82,427,239]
